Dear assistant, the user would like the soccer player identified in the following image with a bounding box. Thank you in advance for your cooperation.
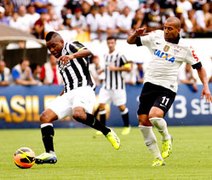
[96,36,132,135]
[127,16,212,166]
[35,31,120,164]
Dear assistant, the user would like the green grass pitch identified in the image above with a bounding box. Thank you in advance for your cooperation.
[0,126,212,180]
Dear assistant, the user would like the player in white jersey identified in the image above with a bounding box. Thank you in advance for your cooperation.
[127,16,212,167]
[35,31,120,165]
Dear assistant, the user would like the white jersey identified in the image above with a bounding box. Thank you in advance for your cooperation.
[138,30,201,92]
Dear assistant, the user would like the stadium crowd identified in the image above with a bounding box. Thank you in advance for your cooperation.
[0,0,212,87]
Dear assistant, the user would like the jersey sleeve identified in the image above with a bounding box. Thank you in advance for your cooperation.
[119,54,128,66]
[138,30,161,48]
[68,41,86,53]
[185,46,202,69]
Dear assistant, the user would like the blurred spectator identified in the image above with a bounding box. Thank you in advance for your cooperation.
[0,59,11,86]
[193,3,212,34]
[47,4,64,31]
[26,3,40,32]
[0,6,9,25]
[48,0,66,18]
[116,6,134,39]
[131,8,145,30]
[117,0,139,12]
[11,58,39,86]
[177,0,192,20]
[32,11,49,39]
[10,5,31,33]
[178,63,198,92]
[159,0,177,15]
[105,1,119,37]
[143,2,163,32]
[71,8,87,32]
[97,3,109,41]
[10,0,31,12]
[86,5,100,40]
[30,63,43,85]
[31,0,49,14]
[40,54,63,85]
[81,0,94,17]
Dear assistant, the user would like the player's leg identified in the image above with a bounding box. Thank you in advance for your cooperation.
[73,107,120,150]
[138,114,165,166]
[137,82,164,166]
[97,88,111,126]
[150,90,176,159]
[35,109,58,164]
[98,103,106,126]
[35,94,74,164]
[113,89,131,135]
[118,105,131,135]
[72,87,120,150]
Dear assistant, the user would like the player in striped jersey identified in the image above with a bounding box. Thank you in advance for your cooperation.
[35,31,120,164]
[127,16,212,166]
[96,36,132,136]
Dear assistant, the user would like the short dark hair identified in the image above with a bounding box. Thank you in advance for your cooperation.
[45,31,60,41]
[107,36,116,41]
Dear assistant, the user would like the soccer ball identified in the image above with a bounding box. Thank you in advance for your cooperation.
[13,147,35,169]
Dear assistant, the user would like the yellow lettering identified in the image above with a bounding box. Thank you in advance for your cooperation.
[32,96,40,121]
[0,96,11,122]
[26,96,32,121]
[11,96,25,123]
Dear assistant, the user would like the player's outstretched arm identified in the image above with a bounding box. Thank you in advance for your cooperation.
[58,49,92,65]
[127,28,147,44]
[196,67,212,102]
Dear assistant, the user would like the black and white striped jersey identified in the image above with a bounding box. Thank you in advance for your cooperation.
[102,50,128,90]
[58,41,95,93]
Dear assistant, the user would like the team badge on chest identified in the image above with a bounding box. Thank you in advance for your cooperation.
[163,45,170,52]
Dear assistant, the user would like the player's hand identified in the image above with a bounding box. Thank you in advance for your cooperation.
[134,27,148,36]
[58,55,74,65]
[201,88,212,103]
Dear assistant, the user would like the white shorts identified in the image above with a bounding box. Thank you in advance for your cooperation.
[47,86,96,119]
[98,88,126,106]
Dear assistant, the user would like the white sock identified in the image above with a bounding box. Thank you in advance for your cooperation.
[149,117,171,141]
[139,125,163,160]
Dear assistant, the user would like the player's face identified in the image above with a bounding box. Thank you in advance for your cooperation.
[107,39,116,52]
[47,37,64,58]
[163,21,180,43]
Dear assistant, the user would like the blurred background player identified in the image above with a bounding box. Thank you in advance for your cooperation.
[35,31,120,164]
[96,36,132,136]
[127,16,212,167]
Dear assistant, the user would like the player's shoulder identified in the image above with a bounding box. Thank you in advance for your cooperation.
[148,30,164,41]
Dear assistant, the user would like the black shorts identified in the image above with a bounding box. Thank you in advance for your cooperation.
[137,82,176,115]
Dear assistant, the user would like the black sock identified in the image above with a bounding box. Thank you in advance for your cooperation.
[75,113,110,136]
[99,110,106,125]
[41,125,55,153]
[121,111,130,127]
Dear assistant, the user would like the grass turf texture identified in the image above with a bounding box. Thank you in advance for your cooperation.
[0,127,212,180]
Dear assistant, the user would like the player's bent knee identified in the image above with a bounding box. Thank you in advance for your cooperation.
[40,110,57,123]
[73,110,86,121]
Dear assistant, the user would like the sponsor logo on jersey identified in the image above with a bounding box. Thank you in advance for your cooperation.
[154,49,175,63]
